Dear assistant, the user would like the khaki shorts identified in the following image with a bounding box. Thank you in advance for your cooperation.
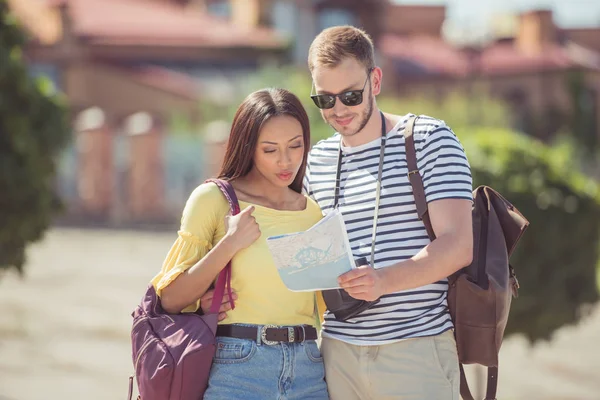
[321,330,459,400]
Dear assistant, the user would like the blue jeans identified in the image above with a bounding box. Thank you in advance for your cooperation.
[204,332,329,400]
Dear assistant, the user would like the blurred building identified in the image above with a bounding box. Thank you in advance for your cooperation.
[8,0,288,226]
[7,0,600,226]
[11,0,288,115]
[208,1,600,142]
[196,1,444,66]
[377,8,600,142]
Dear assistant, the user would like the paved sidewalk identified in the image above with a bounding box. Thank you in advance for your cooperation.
[0,228,598,400]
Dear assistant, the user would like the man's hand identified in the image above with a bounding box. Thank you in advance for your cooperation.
[200,289,237,321]
[338,265,386,301]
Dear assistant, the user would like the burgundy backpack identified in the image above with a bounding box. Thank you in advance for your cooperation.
[128,179,238,400]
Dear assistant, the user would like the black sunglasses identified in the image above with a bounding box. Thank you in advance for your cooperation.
[310,69,372,109]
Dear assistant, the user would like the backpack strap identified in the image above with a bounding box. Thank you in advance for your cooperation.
[403,115,435,241]
[459,365,499,400]
[403,116,498,400]
[204,178,240,314]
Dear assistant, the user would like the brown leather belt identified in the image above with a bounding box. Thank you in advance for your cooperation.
[216,324,317,345]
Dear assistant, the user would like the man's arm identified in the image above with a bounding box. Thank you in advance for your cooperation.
[339,198,473,301]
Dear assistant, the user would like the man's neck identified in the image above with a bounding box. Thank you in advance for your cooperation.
[340,109,397,148]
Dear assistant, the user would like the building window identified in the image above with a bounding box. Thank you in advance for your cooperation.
[318,8,356,31]
[272,0,296,37]
[28,63,61,91]
[505,88,532,133]
[578,87,598,148]
[207,0,231,18]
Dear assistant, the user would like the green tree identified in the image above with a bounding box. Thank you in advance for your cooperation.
[0,0,71,274]
[566,70,598,156]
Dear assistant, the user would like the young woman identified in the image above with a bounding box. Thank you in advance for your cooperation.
[151,88,329,400]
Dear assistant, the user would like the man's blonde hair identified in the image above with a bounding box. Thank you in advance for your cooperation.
[308,26,375,73]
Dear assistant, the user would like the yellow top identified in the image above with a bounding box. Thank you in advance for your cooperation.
[152,182,326,327]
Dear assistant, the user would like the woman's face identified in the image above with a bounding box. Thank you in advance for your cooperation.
[251,115,305,189]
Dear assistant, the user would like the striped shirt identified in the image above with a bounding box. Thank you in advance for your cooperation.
[304,113,473,345]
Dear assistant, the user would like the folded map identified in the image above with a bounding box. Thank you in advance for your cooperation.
[266,209,355,291]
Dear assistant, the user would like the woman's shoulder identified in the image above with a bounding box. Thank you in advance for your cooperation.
[185,181,230,213]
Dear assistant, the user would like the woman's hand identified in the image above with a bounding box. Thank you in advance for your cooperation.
[200,289,237,321]
[224,206,261,253]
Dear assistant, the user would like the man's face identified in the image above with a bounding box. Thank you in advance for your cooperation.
[311,58,377,138]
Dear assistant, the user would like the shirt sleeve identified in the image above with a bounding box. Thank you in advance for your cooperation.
[415,124,473,203]
[150,182,229,312]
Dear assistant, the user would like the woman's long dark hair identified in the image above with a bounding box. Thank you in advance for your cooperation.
[218,88,311,194]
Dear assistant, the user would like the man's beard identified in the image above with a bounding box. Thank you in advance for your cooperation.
[326,93,374,138]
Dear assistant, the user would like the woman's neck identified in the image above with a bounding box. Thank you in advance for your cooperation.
[234,171,293,208]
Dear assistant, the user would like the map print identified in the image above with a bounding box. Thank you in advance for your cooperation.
[266,209,355,291]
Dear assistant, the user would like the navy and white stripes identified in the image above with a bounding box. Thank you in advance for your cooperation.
[304,113,473,345]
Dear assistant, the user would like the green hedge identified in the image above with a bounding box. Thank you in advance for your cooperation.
[463,129,600,342]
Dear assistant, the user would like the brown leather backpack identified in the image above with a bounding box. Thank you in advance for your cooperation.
[404,116,530,400]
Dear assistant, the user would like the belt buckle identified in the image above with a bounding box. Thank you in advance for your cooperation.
[260,324,279,345]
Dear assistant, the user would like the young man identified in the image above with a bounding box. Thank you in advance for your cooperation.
[304,26,474,399]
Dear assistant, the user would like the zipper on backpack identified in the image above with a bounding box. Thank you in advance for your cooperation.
[132,314,174,333]
[163,314,175,324]
[509,265,520,298]
[476,210,489,288]
[134,337,159,372]
[132,316,149,331]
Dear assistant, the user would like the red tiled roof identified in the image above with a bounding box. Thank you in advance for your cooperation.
[124,64,201,101]
[478,41,575,75]
[383,5,446,37]
[71,61,202,101]
[379,34,469,76]
[380,34,587,78]
[36,0,287,49]
[563,27,600,53]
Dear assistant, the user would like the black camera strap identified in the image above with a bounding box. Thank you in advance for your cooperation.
[333,111,387,268]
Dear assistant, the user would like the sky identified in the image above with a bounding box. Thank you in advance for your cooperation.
[395,0,600,43]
